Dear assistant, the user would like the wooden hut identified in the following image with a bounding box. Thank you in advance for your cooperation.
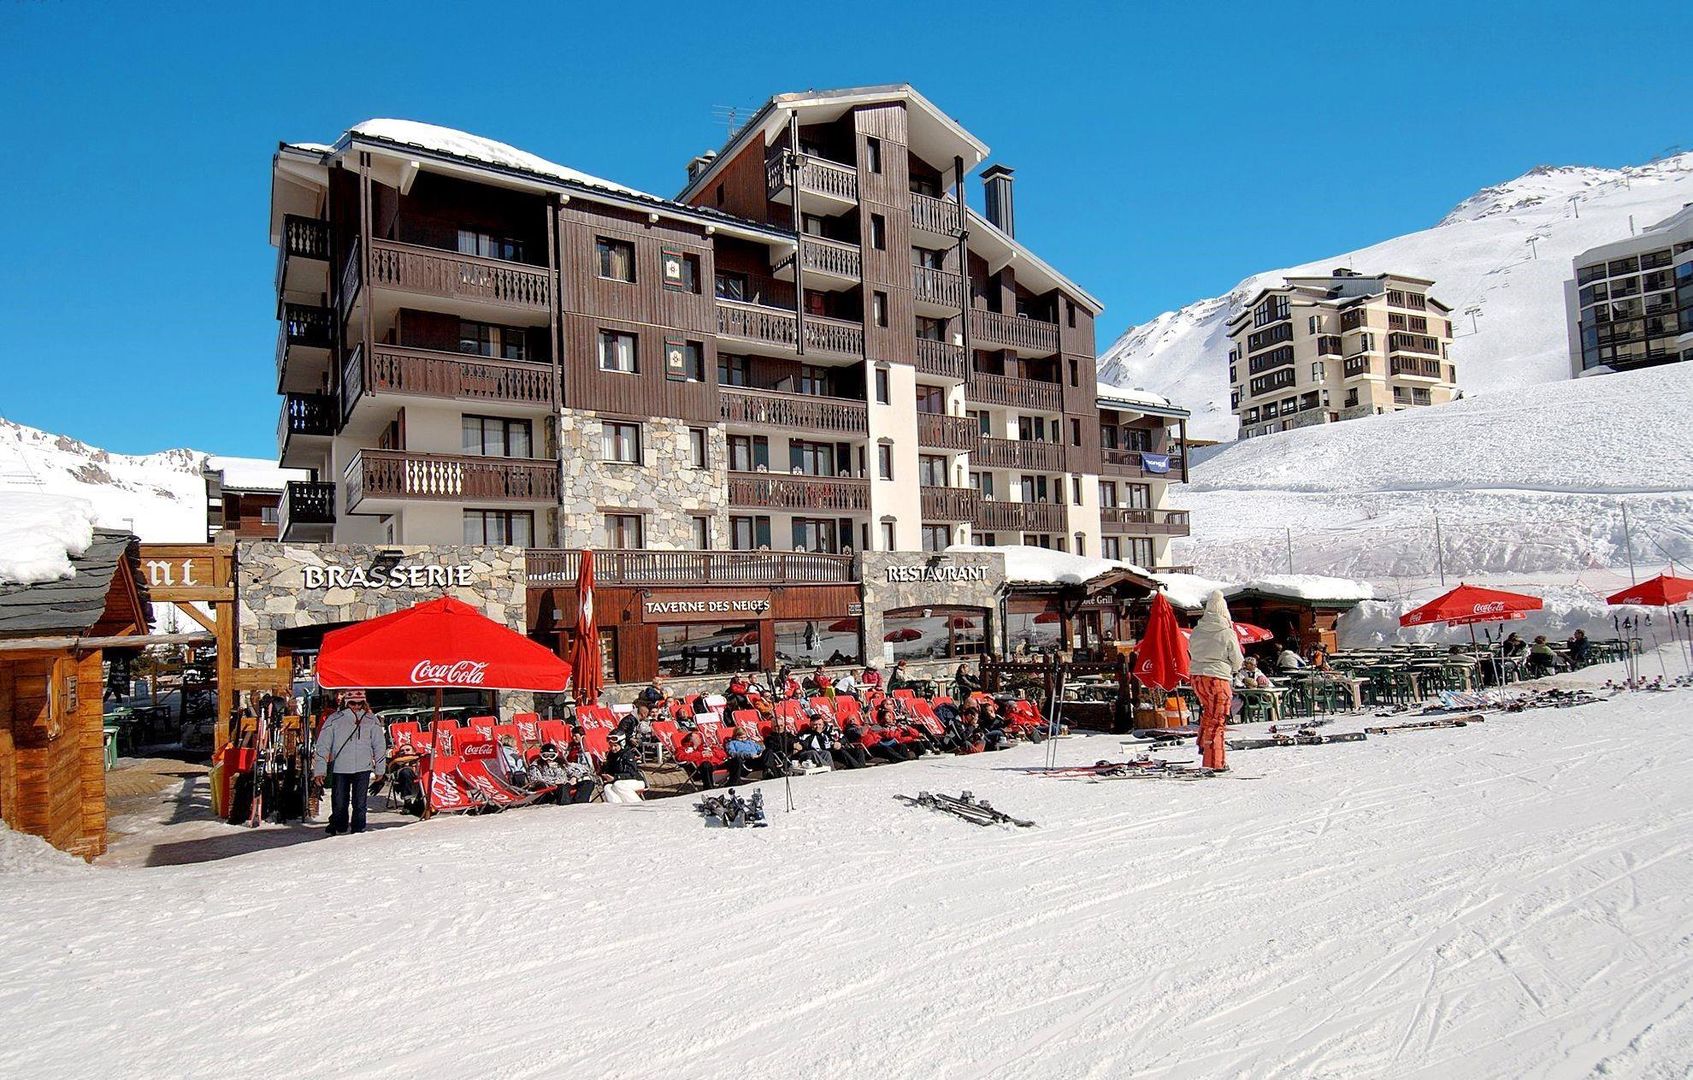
[0,530,151,857]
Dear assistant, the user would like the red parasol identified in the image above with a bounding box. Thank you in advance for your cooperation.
[1606,574,1693,607]
[945,615,977,629]
[827,617,859,632]
[318,596,571,691]
[1134,592,1190,691]
[1033,611,1061,624]
[1400,584,1543,628]
[729,630,759,646]
[570,550,603,705]
[1182,621,1274,646]
[883,628,923,642]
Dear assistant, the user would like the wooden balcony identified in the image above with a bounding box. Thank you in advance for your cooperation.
[1100,448,1147,476]
[276,215,330,296]
[766,154,860,206]
[1343,356,1375,378]
[798,236,862,282]
[714,301,863,361]
[727,472,870,513]
[366,239,551,314]
[915,338,968,381]
[275,303,334,392]
[975,436,1065,472]
[352,345,554,408]
[526,549,856,587]
[969,308,1059,354]
[1100,508,1191,536]
[277,393,336,460]
[346,450,558,509]
[910,192,964,237]
[1389,355,1443,379]
[279,480,336,540]
[967,372,1063,412]
[973,500,1066,534]
[920,486,979,521]
[720,387,867,435]
[912,265,964,308]
[916,412,980,452]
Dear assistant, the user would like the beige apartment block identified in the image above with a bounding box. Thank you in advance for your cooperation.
[1225,269,1457,439]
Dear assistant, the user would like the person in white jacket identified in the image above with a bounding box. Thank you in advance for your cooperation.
[311,690,388,835]
[1187,591,1245,770]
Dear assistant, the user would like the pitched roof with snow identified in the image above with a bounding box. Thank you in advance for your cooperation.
[1096,382,1190,418]
[947,545,1155,588]
[204,456,307,494]
[0,530,143,637]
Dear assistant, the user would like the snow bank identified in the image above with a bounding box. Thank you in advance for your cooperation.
[1227,575,1375,602]
[346,119,653,200]
[1101,152,1693,440]
[0,493,97,584]
[0,824,86,876]
[1094,381,1177,412]
[1149,570,1231,610]
[0,418,209,542]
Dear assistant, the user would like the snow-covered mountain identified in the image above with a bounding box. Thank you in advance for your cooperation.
[1102,152,1693,441]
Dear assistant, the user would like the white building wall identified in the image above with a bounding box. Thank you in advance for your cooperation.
[869,361,921,550]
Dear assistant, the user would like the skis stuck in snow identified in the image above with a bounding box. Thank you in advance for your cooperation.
[1364,715,1484,735]
[696,789,766,828]
[895,791,1035,828]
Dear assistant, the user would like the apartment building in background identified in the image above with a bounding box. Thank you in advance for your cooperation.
[270,84,1191,572]
[1226,270,1457,440]
[1565,203,1693,378]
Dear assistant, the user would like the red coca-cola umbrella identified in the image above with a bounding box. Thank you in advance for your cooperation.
[570,550,603,705]
[1606,574,1693,607]
[1400,584,1543,628]
[1134,592,1190,691]
[883,627,923,642]
[1181,621,1274,646]
[318,596,572,691]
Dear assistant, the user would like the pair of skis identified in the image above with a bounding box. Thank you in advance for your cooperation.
[1364,714,1483,735]
[697,789,766,828]
[895,791,1035,828]
[1227,730,1368,751]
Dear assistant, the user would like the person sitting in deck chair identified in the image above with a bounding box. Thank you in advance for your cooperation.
[1567,629,1592,667]
[496,735,529,790]
[1527,636,1559,677]
[528,742,572,805]
[865,702,911,762]
[599,733,647,803]
[723,725,769,784]
[977,699,1010,751]
[834,717,871,769]
[795,718,836,771]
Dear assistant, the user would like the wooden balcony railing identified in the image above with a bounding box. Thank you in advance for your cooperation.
[1344,356,1375,378]
[1100,448,1146,475]
[361,345,553,406]
[1100,508,1191,536]
[916,412,980,451]
[767,154,860,203]
[727,472,870,513]
[278,393,336,453]
[967,371,1063,412]
[973,499,1066,534]
[282,215,330,262]
[1389,356,1443,378]
[910,192,964,236]
[800,236,862,280]
[912,265,964,308]
[346,450,558,508]
[975,436,1065,472]
[525,549,857,586]
[969,308,1059,353]
[915,338,968,381]
[920,486,979,521]
[282,303,334,349]
[279,480,336,539]
[715,301,863,360]
[367,239,551,312]
[803,313,864,359]
[339,237,362,309]
[719,387,867,435]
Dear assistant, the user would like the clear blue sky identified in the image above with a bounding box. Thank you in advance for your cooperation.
[2,1,1688,457]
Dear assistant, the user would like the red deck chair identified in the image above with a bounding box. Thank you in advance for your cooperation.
[650,718,679,745]
[833,696,863,723]
[512,713,542,747]
[932,694,954,707]
[389,721,425,755]
[467,715,497,731]
[430,719,461,757]
[536,719,572,748]
[908,700,948,738]
[490,722,521,748]
[892,688,916,701]
[730,708,760,731]
[421,755,474,815]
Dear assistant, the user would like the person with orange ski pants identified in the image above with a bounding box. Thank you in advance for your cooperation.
[1186,590,1245,770]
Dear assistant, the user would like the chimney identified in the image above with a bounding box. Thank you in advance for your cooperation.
[982,164,1015,237]
[686,149,718,184]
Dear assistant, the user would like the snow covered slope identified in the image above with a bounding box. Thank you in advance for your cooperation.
[0,418,278,543]
[1101,152,1693,440]
[3,657,1690,1078]
[1169,363,1693,586]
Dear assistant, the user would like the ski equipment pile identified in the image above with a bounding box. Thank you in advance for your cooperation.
[696,789,767,828]
[1227,730,1368,751]
[1364,715,1484,735]
[895,791,1035,828]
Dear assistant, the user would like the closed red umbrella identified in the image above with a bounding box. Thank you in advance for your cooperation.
[570,550,603,706]
[1606,574,1693,607]
[318,596,571,691]
[1400,584,1543,628]
[1135,592,1189,691]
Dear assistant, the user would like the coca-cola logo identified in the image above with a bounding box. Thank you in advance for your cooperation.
[462,741,497,759]
[1470,601,1507,615]
[409,659,489,686]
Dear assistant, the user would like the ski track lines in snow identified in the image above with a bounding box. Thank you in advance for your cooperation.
[3,691,1693,1078]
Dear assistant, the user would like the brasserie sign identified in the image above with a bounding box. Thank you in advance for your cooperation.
[884,565,990,583]
[301,564,475,590]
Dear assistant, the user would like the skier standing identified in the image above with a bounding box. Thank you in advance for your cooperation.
[1188,591,1245,771]
[311,690,387,835]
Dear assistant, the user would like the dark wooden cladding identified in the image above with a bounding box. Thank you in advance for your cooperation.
[369,240,551,312]
[968,371,1063,412]
[347,449,558,507]
[855,103,917,369]
[525,549,856,586]
[916,412,979,451]
[974,500,1066,533]
[1100,508,1192,536]
[363,345,552,407]
[720,387,867,434]
[727,472,870,512]
[970,308,1059,354]
[915,338,968,381]
[920,486,979,521]
[976,436,1066,472]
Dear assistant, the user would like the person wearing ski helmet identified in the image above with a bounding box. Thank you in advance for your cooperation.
[311,690,387,835]
[599,732,647,803]
[1188,590,1246,771]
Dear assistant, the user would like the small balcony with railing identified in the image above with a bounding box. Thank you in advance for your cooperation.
[1343,355,1376,379]
[969,308,1060,355]
[1389,355,1444,379]
[1100,507,1191,537]
[915,337,968,381]
[277,392,337,466]
[771,235,862,290]
[279,480,336,541]
[339,342,554,420]
[966,371,1064,412]
[765,153,860,213]
[974,436,1065,472]
[714,300,863,363]
[920,486,979,522]
[973,499,1066,535]
[1100,447,1154,477]
[726,472,871,513]
[275,302,335,393]
[912,265,965,312]
[916,412,980,452]
[345,450,559,511]
[343,236,553,325]
[719,387,867,436]
[276,214,330,300]
[909,192,964,240]
[525,549,857,587]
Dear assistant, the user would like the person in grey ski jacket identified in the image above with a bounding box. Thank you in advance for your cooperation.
[1187,591,1245,771]
[311,690,387,835]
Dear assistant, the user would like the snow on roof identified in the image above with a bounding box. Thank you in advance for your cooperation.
[1225,575,1376,603]
[0,493,97,585]
[947,545,1152,586]
[345,119,654,201]
[1150,571,1232,610]
[1096,382,1188,416]
[205,456,307,493]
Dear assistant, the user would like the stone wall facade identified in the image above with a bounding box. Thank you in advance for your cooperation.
[236,542,527,669]
[556,408,728,548]
[858,550,1007,661]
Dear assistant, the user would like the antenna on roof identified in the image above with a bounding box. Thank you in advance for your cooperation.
[710,105,757,140]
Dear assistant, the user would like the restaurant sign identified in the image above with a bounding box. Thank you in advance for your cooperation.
[301,564,474,590]
[884,564,990,583]
[642,593,772,622]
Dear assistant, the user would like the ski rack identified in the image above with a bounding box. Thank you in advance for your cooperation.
[895,790,1035,828]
